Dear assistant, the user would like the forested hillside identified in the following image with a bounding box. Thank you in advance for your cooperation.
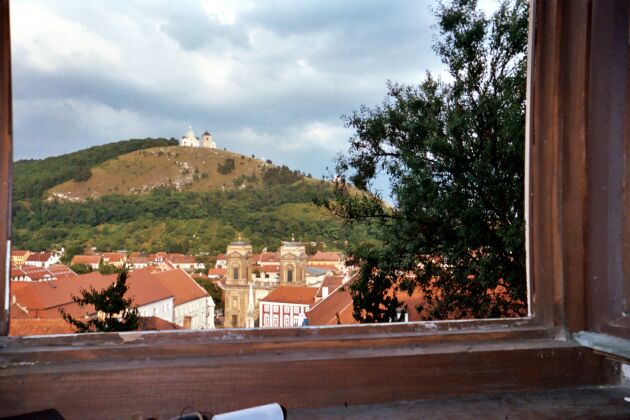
[13,138,178,201]
[11,139,373,258]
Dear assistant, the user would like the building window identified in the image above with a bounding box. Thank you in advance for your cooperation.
[263,313,269,327]
[287,269,293,283]
[283,315,290,327]
[293,316,299,326]
[232,263,239,281]
[272,315,279,327]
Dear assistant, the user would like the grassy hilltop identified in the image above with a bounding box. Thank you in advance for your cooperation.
[12,139,373,258]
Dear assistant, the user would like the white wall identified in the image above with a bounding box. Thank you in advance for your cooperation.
[138,297,174,323]
[173,296,215,329]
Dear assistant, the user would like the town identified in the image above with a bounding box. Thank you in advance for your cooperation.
[7,239,363,335]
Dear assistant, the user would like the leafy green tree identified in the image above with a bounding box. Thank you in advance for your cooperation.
[195,278,224,312]
[98,261,119,275]
[61,270,140,332]
[327,0,528,321]
[70,263,92,274]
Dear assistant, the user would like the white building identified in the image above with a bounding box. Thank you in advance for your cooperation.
[259,286,318,328]
[152,268,215,329]
[180,126,216,149]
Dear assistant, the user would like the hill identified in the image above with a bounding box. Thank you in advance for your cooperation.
[11,139,375,258]
[46,146,270,201]
[13,138,179,202]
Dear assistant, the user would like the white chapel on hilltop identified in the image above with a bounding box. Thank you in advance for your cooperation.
[180,126,216,149]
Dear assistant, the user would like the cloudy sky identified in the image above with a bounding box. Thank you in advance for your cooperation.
[10,1,495,180]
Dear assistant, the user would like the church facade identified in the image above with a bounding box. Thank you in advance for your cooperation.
[180,126,216,149]
[223,239,308,328]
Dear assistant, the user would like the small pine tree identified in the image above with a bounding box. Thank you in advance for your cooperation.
[61,270,140,333]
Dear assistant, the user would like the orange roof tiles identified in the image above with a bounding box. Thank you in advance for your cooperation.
[26,252,53,262]
[261,286,318,305]
[152,269,208,306]
[9,318,75,336]
[308,251,343,262]
[259,252,279,263]
[102,252,126,262]
[208,268,227,277]
[307,286,355,326]
[71,255,102,266]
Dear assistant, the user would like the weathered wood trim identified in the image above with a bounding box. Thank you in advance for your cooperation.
[586,0,630,339]
[0,0,12,338]
[0,338,618,419]
[529,0,591,329]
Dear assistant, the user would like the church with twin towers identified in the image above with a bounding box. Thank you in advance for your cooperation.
[180,126,216,149]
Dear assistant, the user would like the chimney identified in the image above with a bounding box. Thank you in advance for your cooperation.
[322,287,329,298]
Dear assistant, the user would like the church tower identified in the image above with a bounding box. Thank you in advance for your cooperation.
[201,131,216,149]
[279,238,307,286]
[224,238,253,328]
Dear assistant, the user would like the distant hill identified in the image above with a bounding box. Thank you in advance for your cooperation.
[47,146,269,201]
[13,138,179,202]
[11,139,375,258]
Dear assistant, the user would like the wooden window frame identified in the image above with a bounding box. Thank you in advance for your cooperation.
[0,1,628,417]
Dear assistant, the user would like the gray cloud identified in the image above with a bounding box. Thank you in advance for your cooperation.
[11,0,447,181]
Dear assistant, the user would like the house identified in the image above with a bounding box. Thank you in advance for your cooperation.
[128,255,150,270]
[71,254,102,270]
[152,269,215,329]
[9,265,76,282]
[166,254,200,272]
[307,251,345,271]
[207,268,227,279]
[10,270,176,325]
[24,252,59,268]
[259,286,318,328]
[10,250,30,266]
[214,254,227,269]
[102,252,126,268]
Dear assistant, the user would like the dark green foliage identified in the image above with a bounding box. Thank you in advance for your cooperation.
[262,165,303,186]
[12,180,370,255]
[98,262,119,275]
[13,138,177,201]
[195,278,224,312]
[328,0,528,321]
[217,158,236,174]
[61,269,140,333]
[72,167,92,182]
[69,263,91,274]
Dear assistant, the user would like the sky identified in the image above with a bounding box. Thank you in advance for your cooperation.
[10,0,497,183]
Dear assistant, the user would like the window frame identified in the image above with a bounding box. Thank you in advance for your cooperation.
[0,0,628,376]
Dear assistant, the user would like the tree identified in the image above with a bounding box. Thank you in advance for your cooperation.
[194,278,224,312]
[326,0,528,321]
[61,269,140,332]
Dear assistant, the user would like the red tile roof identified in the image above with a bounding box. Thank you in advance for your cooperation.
[307,286,355,326]
[261,286,318,305]
[71,255,102,266]
[102,252,126,262]
[208,268,227,277]
[168,254,196,264]
[152,269,208,306]
[259,252,279,263]
[9,318,76,336]
[26,252,53,262]
[308,251,344,262]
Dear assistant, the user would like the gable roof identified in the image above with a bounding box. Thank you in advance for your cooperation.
[261,286,318,306]
[26,252,53,262]
[152,268,209,306]
[307,286,355,326]
[71,255,102,265]
[308,251,344,262]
